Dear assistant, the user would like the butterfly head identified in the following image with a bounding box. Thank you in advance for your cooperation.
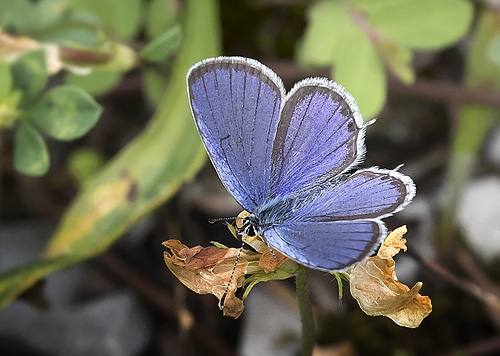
[235,210,260,237]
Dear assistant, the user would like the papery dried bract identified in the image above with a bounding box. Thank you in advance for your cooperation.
[162,239,260,318]
[349,226,432,328]
[259,249,289,273]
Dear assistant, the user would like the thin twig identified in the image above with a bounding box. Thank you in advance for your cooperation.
[388,77,500,109]
[413,252,500,313]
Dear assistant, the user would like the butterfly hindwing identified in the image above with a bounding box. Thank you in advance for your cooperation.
[261,168,415,271]
[263,220,386,271]
[290,168,416,222]
[187,57,285,210]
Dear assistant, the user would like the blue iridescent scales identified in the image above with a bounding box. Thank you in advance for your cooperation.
[187,57,415,272]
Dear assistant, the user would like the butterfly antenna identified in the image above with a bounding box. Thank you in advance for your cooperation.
[262,239,279,263]
[208,216,238,224]
[221,236,246,309]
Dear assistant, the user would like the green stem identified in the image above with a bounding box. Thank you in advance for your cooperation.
[295,266,315,356]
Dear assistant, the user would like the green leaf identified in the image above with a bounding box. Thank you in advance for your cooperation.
[27,85,102,141]
[298,1,386,118]
[31,0,68,31]
[488,34,500,68]
[140,25,182,62]
[332,25,386,119]
[0,61,12,102]
[346,0,400,13]
[142,68,168,107]
[363,0,473,50]
[66,70,123,96]
[68,0,142,39]
[14,121,49,176]
[0,0,221,310]
[0,91,22,129]
[67,147,106,185]
[468,11,500,90]
[146,0,178,39]
[297,1,349,67]
[37,10,101,46]
[377,41,415,84]
[11,50,48,102]
[0,0,34,32]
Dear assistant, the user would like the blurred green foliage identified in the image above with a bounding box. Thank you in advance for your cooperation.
[298,0,473,118]
[14,120,49,176]
[140,25,181,63]
[67,147,106,185]
[0,0,185,176]
[438,9,500,253]
[0,0,220,310]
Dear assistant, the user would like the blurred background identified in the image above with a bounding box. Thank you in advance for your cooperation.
[0,0,500,355]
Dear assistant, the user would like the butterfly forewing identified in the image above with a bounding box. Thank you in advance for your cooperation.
[187,57,285,210]
[270,80,365,198]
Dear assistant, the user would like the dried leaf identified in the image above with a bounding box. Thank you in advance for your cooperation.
[259,249,289,273]
[349,226,432,328]
[162,239,260,318]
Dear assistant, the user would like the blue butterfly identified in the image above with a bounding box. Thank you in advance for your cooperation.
[187,57,415,272]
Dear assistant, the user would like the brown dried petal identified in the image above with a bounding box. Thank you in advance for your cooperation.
[162,239,259,318]
[349,227,432,328]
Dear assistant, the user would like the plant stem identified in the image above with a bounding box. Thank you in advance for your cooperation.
[295,266,315,356]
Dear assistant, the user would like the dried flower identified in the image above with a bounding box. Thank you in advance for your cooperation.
[349,226,432,328]
[163,238,297,318]
[164,225,431,326]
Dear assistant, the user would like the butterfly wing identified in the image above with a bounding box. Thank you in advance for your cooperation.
[269,78,365,198]
[264,220,385,271]
[263,168,415,271]
[187,57,285,210]
[291,168,416,221]
[261,77,415,271]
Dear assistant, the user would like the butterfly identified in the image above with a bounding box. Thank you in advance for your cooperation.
[186,56,415,272]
